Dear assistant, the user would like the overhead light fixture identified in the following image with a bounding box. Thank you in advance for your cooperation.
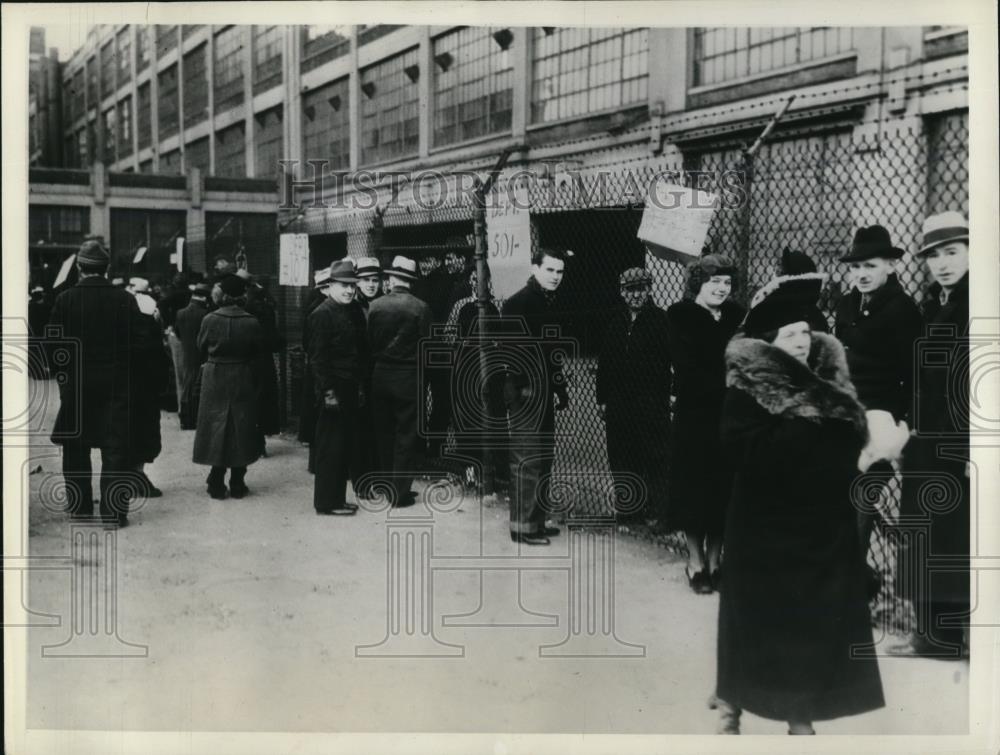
[433,51,453,72]
[360,81,376,99]
[403,64,420,83]
[492,29,513,51]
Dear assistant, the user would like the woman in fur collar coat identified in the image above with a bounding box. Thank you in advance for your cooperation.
[713,279,884,734]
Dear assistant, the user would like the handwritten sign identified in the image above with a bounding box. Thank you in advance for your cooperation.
[279,233,310,286]
[637,181,719,263]
[486,186,531,300]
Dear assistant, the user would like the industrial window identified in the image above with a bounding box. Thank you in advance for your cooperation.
[182,25,205,39]
[530,27,648,124]
[183,43,209,128]
[65,133,78,168]
[100,40,115,98]
[433,26,514,146]
[215,122,246,178]
[253,25,283,94]
[214,26,245,114]
[102,107,116,163]
[185,136,210,174]
[302,78,350,171]
[117,29,132,86]
[78,127,88,167]
[254,105,284,179]
[139,159,154,173]
[301,25,351,73]
[71,69,85,121]
[87,121,97,164]
[30,206,91,245]
[137,82,152,149]
[156,25,178,58]
[157,64,180,139]
[692,28,855,86]
[86,56,98,109]
[358,25,402,46]
[136,26,151,73]
[160,149,182,174]
[118,97,133,158]
[359,48,420,165]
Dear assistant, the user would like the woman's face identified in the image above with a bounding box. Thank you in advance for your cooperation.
[772,321,811,364]
[696,275,732,308]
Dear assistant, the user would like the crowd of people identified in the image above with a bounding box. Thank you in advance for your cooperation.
[38,209,971,735]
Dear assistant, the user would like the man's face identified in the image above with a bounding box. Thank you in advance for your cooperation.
[532,255,565,292]
[419,257,439,277]
[357,276,381,299]
[327,280,356,304]
[444,252,464,274]
[848,257,894,294]
[621,282,650,311]
[924,242,969,289]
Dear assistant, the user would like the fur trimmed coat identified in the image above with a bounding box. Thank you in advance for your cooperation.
[716,332,885,723]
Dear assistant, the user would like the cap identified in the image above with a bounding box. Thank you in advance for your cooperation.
[619,267,652,288]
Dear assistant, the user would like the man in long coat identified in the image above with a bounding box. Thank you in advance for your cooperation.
[309,260,369,515]
[301,267,331,470]
[175,283,212,429]
[351,257,383,495]
[47,239,149,527]
[892,211,971,658]
[239,269,282,454]
[500,247,572,546]
[367,256,432,507]
[597,267,671,526]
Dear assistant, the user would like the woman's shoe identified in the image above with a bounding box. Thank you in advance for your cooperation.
[686,566,713,595]
[229,482,249,499]
[207,484,228,500]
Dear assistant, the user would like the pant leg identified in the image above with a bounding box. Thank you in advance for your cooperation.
[505,382,554,536]
[352,394,378,498]
[168,332,187,411]
[389,368,420,504]
[208,466,226,488]
[98,443,130,520]
[426,365,451,457]
[313,399,355,512]
[230,466,247,486]
[61,442,93,515]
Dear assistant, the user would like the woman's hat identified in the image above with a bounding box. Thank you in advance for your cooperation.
[328,259,359,283]
[840,225,905,262]
[780,248,817,276]
[917,211,968,256]
[744,272,828,336]
[387,255,419,281]
[355,256,382,278]
[217,273,247,298]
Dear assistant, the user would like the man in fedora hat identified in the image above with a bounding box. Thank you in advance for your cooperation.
[835,225,923,561]
[47,239,153,528]
[309,260,369,515]
[367,256,432,507]
[354,256,383,317]
[892,211,971,658]
[351,256,383,496]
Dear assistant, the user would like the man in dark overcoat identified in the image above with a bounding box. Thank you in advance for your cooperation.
[597,267,671,526]
[351,257,383,495]
[175,283,212,429]
[367,256,432,507]
[834,225,923,555]
[126,278,167,498]
[239,269,282,454]
[892,211,971,658]
[500,247,572,546]
[47,239,150,527]
[301,267,331,469]
[309,260,369,515]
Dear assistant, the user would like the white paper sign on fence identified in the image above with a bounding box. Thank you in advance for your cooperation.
[637,181,719,263]
[486,186,532,300]
[279,233,310,286]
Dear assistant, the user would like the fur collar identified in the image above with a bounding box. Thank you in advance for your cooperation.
[725,331,868,437]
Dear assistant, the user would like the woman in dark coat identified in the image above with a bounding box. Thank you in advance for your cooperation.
[665,255,745,593]
[192,274,264,499]
[713,278,884,734]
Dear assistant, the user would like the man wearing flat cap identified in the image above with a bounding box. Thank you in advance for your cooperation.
[834,225,923,565]
[309,260,370,515]
[367,256,432,507]
[47,239,152,527]
[596,267,672,527]
[892,211,971,659]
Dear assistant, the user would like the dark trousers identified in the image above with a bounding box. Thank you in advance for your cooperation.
[313,383,359,512]
[61,441,130,519]
[505,381,555,536]
[606,405,670,522]
[425,364,452,457]
[372,364,420,505]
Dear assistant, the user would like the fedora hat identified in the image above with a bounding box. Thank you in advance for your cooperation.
[355,256,382,278]
[387,255,419,281]
[917,211,968,256]
[841,225,905,262]
[328,259,359,284]
[313,266,332,289]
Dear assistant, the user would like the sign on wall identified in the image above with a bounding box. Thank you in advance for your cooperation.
[279,233,310,286]
[637,181,719,264]
[486,186,532,300]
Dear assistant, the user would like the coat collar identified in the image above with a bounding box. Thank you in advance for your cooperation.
[76,276,112,288]
[212,304,253,318]
[926,271,969,309]
[847,273,905,313]
[725,331,869,436]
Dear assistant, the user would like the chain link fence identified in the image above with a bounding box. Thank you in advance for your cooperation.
[278,105,968,634]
